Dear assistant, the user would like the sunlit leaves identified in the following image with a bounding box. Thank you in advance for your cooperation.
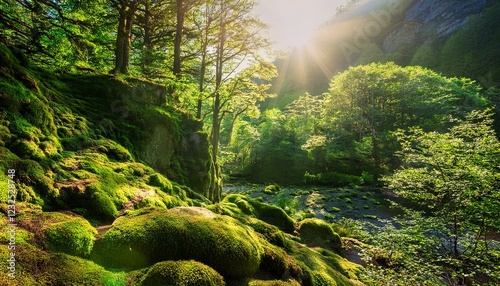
[382,109,500,283]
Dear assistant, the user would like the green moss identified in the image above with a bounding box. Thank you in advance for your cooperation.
[249,279,301,286]
[292,247,362,286]
[94,139,133,162]
[249,199,296,234]
[330,207,341,213]
[148,173,174,193]
[260,243,291,279]
[16,159,55,198]
[246,218,287,248]
[138,260,225,286]
[264,184,281,194]
[87,186,118,221]
[298,218,341,250]
[91,207,264,278]
[222,194,257,216]
[0,244,127,286]
[44,215,97,257]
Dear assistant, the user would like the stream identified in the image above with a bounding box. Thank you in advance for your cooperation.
[223,184,411,224]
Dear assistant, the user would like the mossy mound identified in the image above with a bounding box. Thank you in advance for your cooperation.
[211,194,296,234]
[249,199,296,234]
[137,260,225,286]
[222,193,257,216]
[0,44,218,218]
[249,280,301,286]
[8,211,97,257]
[246,218,292,250]
[0,243,127,286]
[292,247,363,286]
[298,218,341,250]
[43,214,97,257]
[264,184,281,195]
[91,207,264,278]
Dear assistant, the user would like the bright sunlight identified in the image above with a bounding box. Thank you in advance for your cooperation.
[254,0,344,50]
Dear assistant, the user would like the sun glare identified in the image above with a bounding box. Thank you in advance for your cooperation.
[254,0,343,50]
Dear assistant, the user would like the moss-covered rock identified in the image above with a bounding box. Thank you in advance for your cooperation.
[0,244,127,286]
[248,280,301,286]
[264,184,281,195]
[138,260,225,286]
[91,207,264,278]
[223,194,257,216]
[292,247,363,286]
[298,218,341,250]
[44,215,97,257]
[249,199,296,234]
[247,218,287,248]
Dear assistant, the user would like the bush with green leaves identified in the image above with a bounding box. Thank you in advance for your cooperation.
[377,109,500,285]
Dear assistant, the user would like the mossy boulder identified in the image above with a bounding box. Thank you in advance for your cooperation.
[298,218,341,250]
[0,244,126,286]
[264,184,281,194]
[291,247,363,286]
[138,260,225,286]
[249,199,296,234]
[223,194,257,216]
[246,218,287,248]
[249,280,301,286]
[91,207,264,278]
[44,215,97,257]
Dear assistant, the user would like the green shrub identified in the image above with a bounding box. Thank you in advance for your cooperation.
[297,218,341,250]
[44,216,97,257]
[91,207,264,278]
[138,260,225,286]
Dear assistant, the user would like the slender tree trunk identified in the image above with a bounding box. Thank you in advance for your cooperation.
[111,0,136,74]
[173,0,185,77]
[208,0,226,202]
[197,48,207,119]
[197,4,210,119]
[142,2,153,75]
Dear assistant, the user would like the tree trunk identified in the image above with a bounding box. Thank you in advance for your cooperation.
[111,0,136,74]
[141,2,153,76]
[173,0,185,77]
[208,2,226,202]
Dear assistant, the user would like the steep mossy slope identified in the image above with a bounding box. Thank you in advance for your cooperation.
[0,44,215,221]
[0,45,364,285]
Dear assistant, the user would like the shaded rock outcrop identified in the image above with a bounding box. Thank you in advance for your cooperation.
[383,0,487,53]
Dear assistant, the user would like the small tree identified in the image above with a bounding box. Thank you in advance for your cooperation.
[384,109,500,284]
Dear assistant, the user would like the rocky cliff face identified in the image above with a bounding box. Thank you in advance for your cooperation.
[383,0,487,53]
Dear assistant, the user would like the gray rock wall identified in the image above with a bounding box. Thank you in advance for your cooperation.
[383,0,487,53]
